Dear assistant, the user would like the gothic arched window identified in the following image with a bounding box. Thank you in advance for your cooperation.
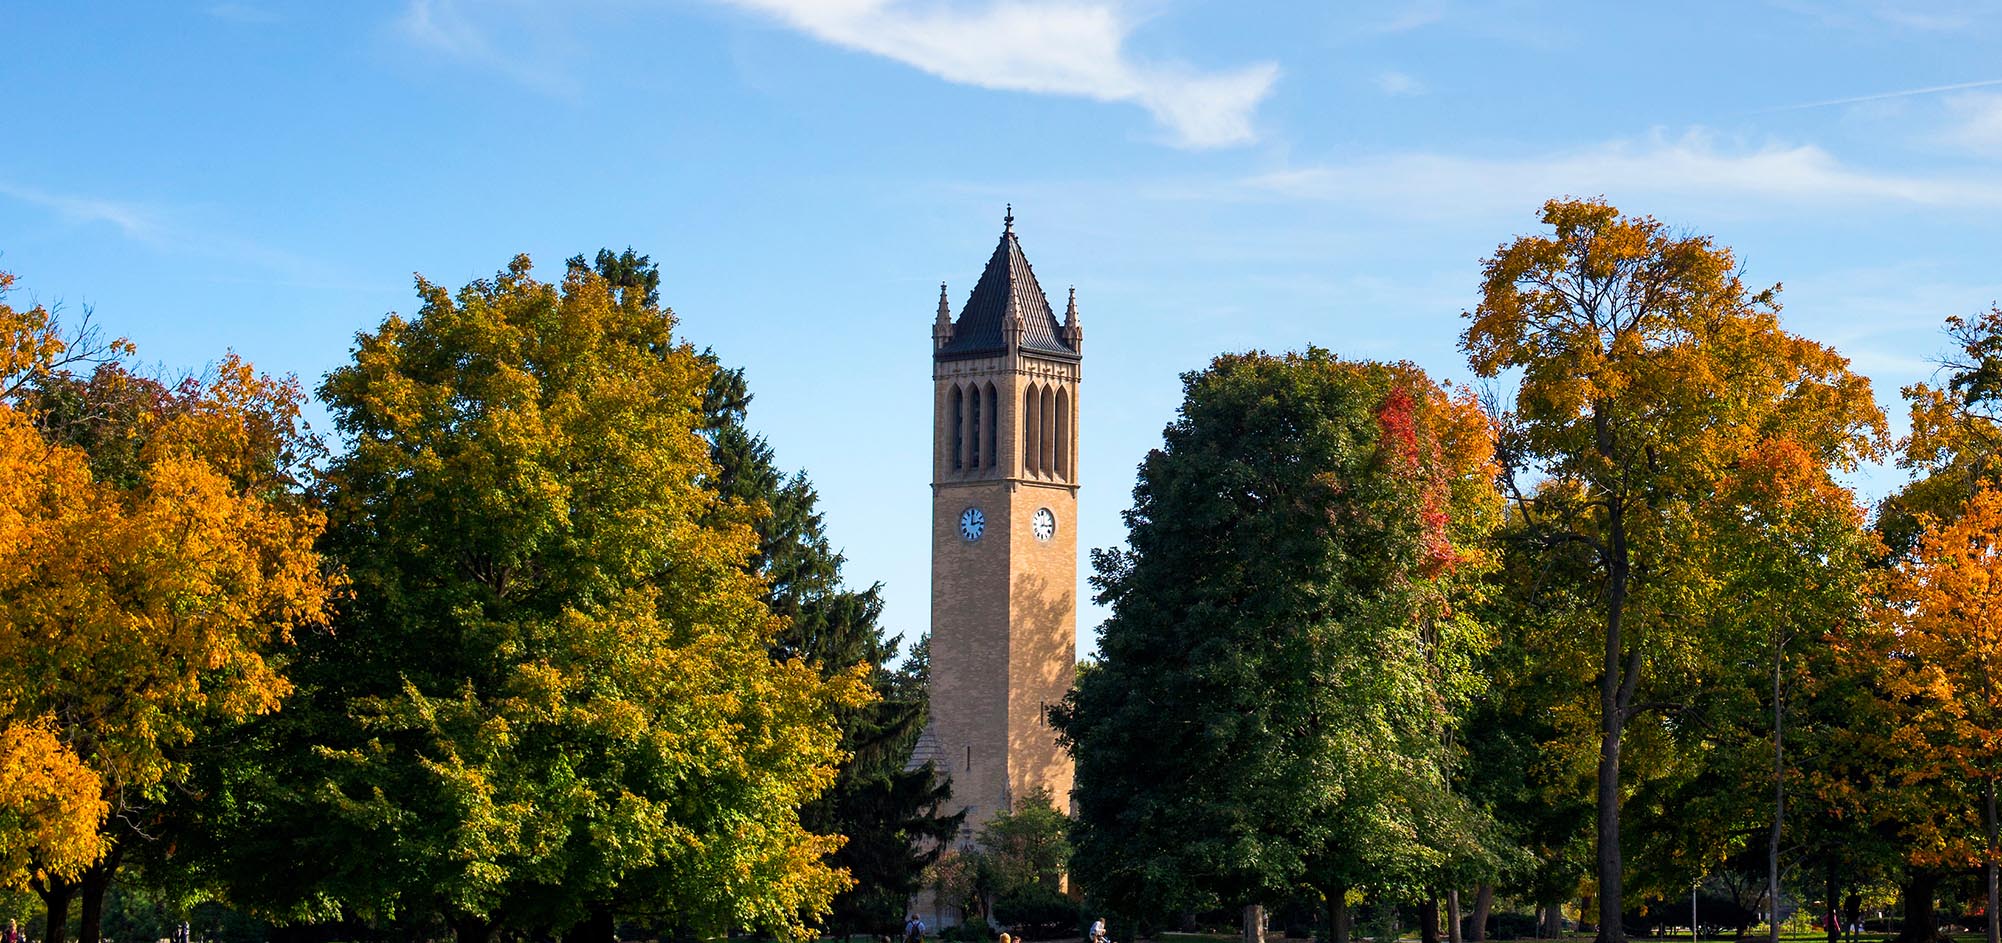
[1056,387,1071,482]
[983,382,999,470]
[968,382,983,470]
[948,384,964,471]
[1024,384,1042,476]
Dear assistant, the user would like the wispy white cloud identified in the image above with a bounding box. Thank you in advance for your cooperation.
[1373,70,1424,96]
[1239,130,2002,216]
[0,181,332,281]
[394,0,580,96]
[1939,92,2002,155]
[1770,0,1991,32]
[0,183,163,241]
[713,0,1279,149]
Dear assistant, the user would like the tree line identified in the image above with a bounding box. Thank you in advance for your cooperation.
[0,251,959,943]
[1051,199,2002,943]
[7,197,2002,943]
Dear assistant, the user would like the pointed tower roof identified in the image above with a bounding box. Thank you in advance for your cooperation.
[935,209,1080,362]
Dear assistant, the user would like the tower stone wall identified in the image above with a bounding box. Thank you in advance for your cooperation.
[924,214,1081,843]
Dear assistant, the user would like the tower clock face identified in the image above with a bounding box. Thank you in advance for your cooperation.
[959,507,986,541]
[1033,507,1056,541]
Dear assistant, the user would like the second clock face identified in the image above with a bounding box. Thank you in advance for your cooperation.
[1033,507,1056,541]
[959,507,986,541]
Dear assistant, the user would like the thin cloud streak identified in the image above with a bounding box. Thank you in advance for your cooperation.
[713,0,1280,148]
[0,180,333,281]
[1767,77,2002,111]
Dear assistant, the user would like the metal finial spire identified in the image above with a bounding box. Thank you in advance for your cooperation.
[1004,204,1014,233]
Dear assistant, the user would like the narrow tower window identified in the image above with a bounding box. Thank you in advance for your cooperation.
[984,382,999,470]
[960,386,976,470]
[1024,384,1042,476]
[1049,386,1065,476]
[949,385,964,471]
[1056,387,1071,482]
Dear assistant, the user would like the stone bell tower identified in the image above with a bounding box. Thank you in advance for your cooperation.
[920,208,1080,837]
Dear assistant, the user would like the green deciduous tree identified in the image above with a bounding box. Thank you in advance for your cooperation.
[1053,349,1503,936]
[582,248,964,935]
[226,255,860,942]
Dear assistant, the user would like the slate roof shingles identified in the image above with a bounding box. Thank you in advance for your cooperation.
[935,224,1079,362]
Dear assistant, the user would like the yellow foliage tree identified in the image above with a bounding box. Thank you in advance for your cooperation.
[0,270,338,943]
[0,721,105,888]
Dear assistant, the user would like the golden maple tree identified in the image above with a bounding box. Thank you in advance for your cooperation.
[0,270,338,942]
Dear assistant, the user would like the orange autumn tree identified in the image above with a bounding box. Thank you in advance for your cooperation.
[1880,486,2002,943]
[0,270,338,943]
[1463,199,1884,942]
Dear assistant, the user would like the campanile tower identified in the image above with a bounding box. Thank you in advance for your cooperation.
[925,209,1080,833]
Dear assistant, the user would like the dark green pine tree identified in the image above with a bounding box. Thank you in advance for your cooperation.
[585,249,963,934]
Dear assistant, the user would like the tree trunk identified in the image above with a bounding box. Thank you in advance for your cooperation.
[1590,449,1635,943]
[1244,904,1266,943]
[1988,778,2000,943]
[1769,654,1786,943]
[1824,864,1839,943]
[1423,896,1441,943]
[35,875,75,943]
[71,843,121,943]
[1325,884,1351,943]
[1472,884,1494,943]
[76,862,111,943]
[1896,872,1939,943]
[1449,890,1464,943]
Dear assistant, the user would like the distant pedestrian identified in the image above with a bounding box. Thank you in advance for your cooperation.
[5,918,21,943]
[904,913,926,943]
[1091,918,1108,943]
[172,921,190,943]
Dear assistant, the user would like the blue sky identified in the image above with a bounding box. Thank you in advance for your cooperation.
[5,1,2000,653]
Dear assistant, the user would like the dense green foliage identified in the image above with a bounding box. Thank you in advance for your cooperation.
[196,256,862,943]
[586,248,965,936]
[1054,350,1504,926]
